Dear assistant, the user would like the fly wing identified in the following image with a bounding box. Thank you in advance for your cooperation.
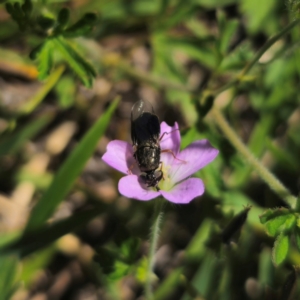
[131,100,160,145]
[131,112,160,144]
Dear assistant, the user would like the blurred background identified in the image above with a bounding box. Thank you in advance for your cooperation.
[0,0,300,299]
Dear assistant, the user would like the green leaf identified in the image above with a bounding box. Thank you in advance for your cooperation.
[12,2,24,20]
[62,13,97,38]
[57,8,70,28]
[186,219,214,261]
[5,3,13,14]
[159,36,217,69]
[264,215,287,236]
[108,261,130,280]
[0,115,52,157]
[260,208,297,237]
[135,257,148,283]
[153,267,183,300]
[217,10,239,55]
[37,40,53,80]
[52,37,96,87]
[21,0,32,17]
[272,232,289,266]
[264,214,296,237]
[0,254,19,300]
[241,0,277,34]
[29,42,44,60]
[190,251,218,298]
[120,238,140,262]
[24,97,119,232]
[294,227,300,252]
[21,247,54,287]
[260,208,289,224]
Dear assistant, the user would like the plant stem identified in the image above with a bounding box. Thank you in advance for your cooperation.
[20,65,65,114]
[145,199,164,300]
[211,107,298,209]
[212,19,300,96]
[239,19,300,78]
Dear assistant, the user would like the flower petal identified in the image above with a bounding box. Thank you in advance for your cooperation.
[160,122,180,154]
[102,140,137,174]
[118,175,161,201]
[160,178,204,204]
[160,122,181,166]
[170,140,219,183]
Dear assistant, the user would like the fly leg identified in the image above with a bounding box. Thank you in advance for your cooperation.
[127,161,137,174]
[159,129,180,141]
[161,149,187,163]
[158,161,165,180]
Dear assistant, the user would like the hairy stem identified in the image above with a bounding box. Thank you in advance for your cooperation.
[145,199,164,300]
[211,107,298,209]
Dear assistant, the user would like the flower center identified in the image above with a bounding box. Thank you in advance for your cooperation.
[157,163,173,191]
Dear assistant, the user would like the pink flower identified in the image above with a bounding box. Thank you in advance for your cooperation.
[102,122,218,204]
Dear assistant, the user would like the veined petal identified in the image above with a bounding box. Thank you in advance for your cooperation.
[160,178,204,204]
[102,140,136,174]
[170,140,219,183]
[118,175,161,201]
[160,122,180,166]
[160,122,180,154]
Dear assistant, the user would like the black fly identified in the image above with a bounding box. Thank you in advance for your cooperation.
[131,100,163,191]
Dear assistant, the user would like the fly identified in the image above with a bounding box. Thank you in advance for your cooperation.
[131,100,163,191]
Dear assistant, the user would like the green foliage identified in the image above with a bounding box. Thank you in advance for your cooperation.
[36,41,53,80]
[260,208,299,266]
[272,232,289,266]
[0,255,19,300]
[51,37,96,87]
[241,0,278,34]
[295,227,300,252]
[57,8,70,29]
[260,208,297,237]
[5,0,97,87]
[61,13,97,38]
[25,97,119,232]
[1,0,300,299]
[94,237,140,280]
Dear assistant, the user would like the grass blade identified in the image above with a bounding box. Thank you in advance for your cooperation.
[25,97,119,232]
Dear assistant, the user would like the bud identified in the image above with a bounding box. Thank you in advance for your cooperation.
[221,206,251,244]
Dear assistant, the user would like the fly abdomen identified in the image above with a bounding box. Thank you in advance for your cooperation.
[135,143,160,172]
